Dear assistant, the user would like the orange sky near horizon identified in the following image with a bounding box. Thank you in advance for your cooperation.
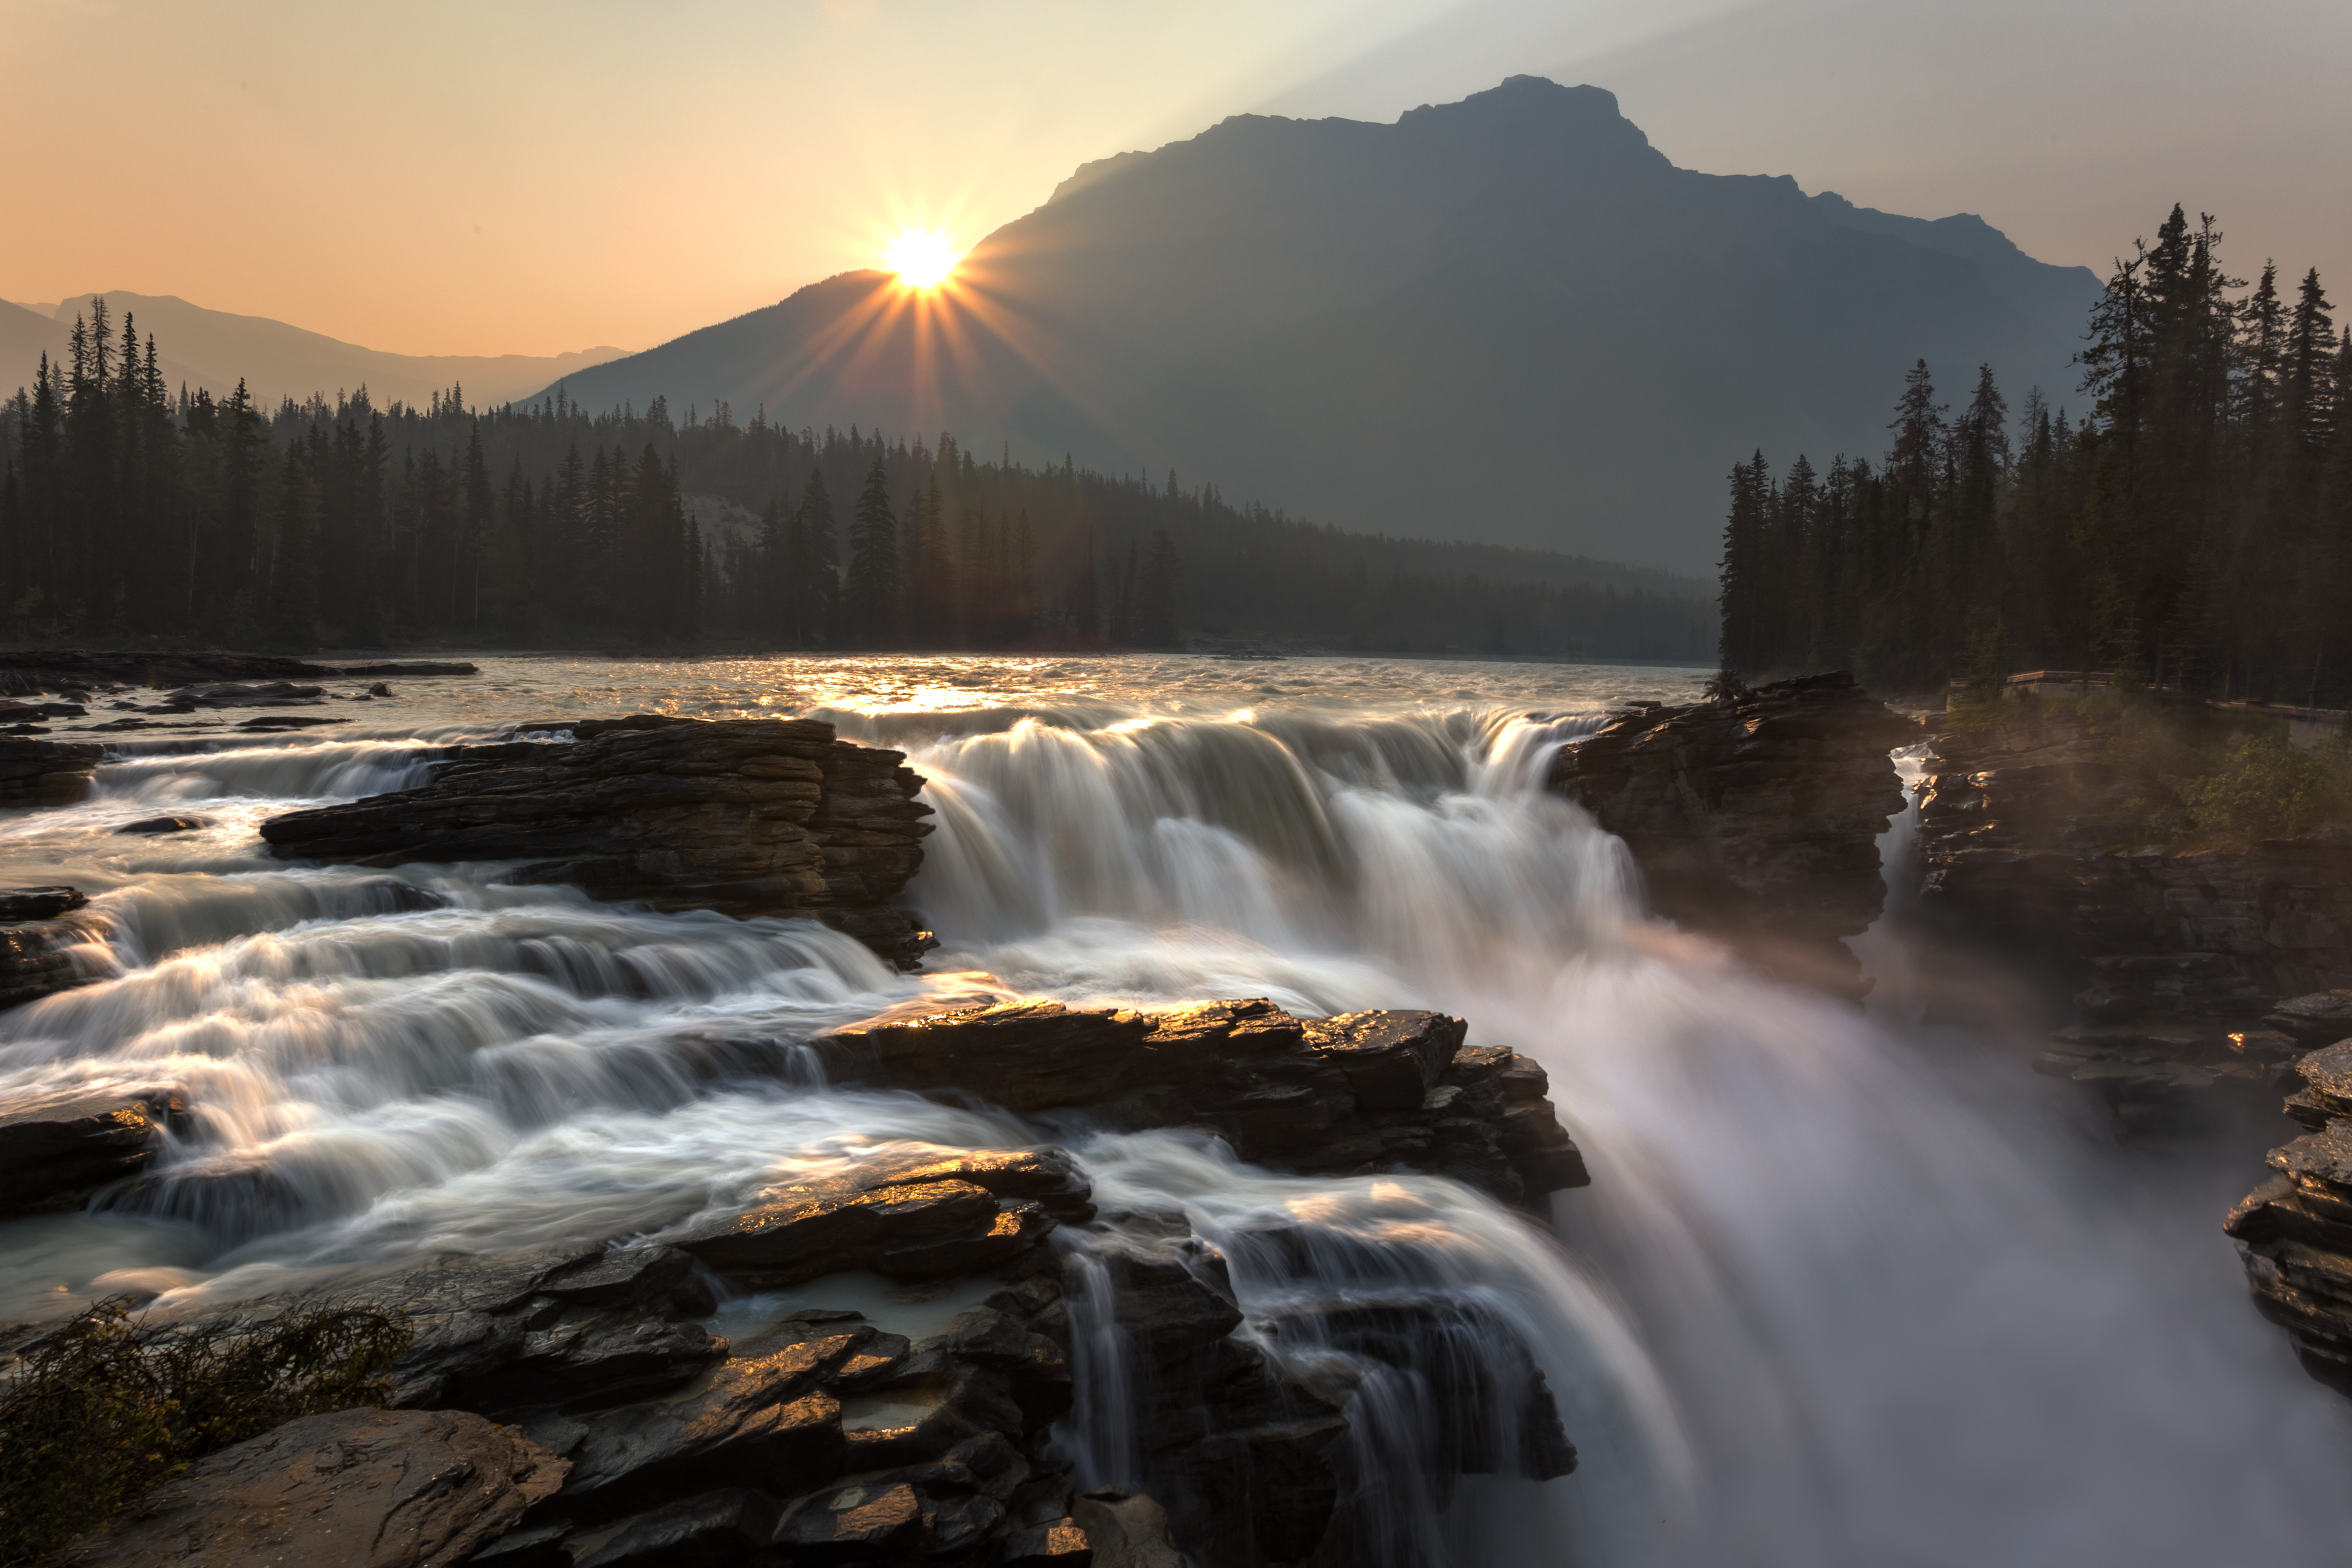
[6,0,2346,361]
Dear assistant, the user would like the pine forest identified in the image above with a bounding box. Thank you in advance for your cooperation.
[1715,206,2351,705]
[0,302,1710,662]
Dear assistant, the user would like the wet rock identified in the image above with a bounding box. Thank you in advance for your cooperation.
[61,1406,566,1568]
[535,1348,847,1522]
[774,1479,927,1558]
[818,1000,1587,1207]
[114,813,212,835]
[1547,670,1919,998]
[0,734,102,807]
[259,715,937,969]
[0,884,86,919]
[165,679,325,707]
[570,1489,780,1568]
[2268,991,2352,1043]
[1267,1298,1577,1480]
[997,1516,1094,1565]
[1070,1488,1182,1568]
[223,1242,736,1417]
[1067,1226,1347,1564]
[0,1085,185,1215]
[671,1160,1064,1288]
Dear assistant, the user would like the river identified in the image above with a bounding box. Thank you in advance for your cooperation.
[1,653,2347,1565]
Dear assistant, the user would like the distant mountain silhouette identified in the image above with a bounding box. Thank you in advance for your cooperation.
[4,292,628,410]
[534,77,2102,574]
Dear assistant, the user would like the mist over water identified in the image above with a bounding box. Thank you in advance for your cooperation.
[1,653,2346,1565]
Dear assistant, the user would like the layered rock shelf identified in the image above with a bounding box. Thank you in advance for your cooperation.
[2227,1032,2352,1395]
[0,883,108,1018]
[1547,670,1919,997]
[1919,710,2352,1138]
[813,998,1588,1207]
[261,715,938,969]
[36,1000,1590,1567]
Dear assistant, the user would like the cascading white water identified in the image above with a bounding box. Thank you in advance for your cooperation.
[0,654,2345,1567]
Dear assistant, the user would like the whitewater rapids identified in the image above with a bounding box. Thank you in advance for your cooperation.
[0,653,2345,1566]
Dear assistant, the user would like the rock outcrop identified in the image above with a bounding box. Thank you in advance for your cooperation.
[0,884,109,1015]
[260,715,938,969]
[51,1002,1591,1566]
[0,1085,188,1217]
[813,998,1589,1207]
[1547,671,1919,996]
[1917,710,2352,1138]
[1918,710,2352,1019]
[61,1406,567,1568]
[0,735,102,807]
[2226,1033,2352,1396]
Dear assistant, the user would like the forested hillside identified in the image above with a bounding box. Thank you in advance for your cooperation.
[0,300,1710,658]
[1717,205,2350,705]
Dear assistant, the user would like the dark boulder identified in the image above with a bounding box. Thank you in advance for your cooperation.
[60,1406,566,1568]
[259,715,937,968]
[0,735,102,807]
[0,1085,184,1215]
[115,814,212,835]
[0,884,86,920]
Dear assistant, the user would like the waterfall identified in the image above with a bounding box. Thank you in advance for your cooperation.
[0,660,2346,1567]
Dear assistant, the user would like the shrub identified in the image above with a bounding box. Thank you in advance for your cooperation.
[0,1298,412,1566]
[2180,730,2352,848]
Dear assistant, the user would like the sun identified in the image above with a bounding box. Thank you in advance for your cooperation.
[886,231,961,289]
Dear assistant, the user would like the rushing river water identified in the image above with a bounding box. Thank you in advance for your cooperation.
[2,653,2348,1565]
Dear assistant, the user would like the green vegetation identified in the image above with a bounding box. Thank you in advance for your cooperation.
[1958,686,2352,850]
[0,1297,411,1567]
[1717,205,2348,705]
[0,305,1712,658]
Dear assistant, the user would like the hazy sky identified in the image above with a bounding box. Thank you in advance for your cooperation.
[6,0,2345,358]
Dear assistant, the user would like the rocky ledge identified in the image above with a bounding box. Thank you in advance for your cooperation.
[261,716,938,969]
[812,997,1587,1208]
[1546,671,1919,998]
[48,1001,1587,1567]
[0,884,110,1020]
[1919,710,2352,1140]
[2226,1031,2352,1396]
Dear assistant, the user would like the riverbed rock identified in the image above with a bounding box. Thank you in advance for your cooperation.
[814,999,1588,1207]
[1546,670,1919,999]
[258,715,938,968]
[0,734,102,807]
[0,1085,187,1215]
[0,649,477,696]
[164,679,325,708]
[0,884,86,920]
[61,1406,567,1568]
[0,893,114,1020]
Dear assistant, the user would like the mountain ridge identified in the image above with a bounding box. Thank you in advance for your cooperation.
[533,79,2098,574]
[2,290,628,410]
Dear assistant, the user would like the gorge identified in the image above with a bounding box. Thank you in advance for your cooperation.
[1,654,2349,1566]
